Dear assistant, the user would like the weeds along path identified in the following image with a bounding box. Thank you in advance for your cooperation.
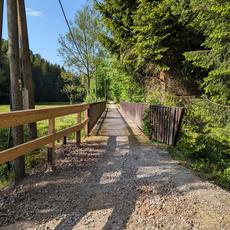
[1,103,230,229]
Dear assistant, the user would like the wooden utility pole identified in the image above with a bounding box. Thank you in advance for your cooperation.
[17,0,37,140]
[7,0,25,182]
[0,0,3,54]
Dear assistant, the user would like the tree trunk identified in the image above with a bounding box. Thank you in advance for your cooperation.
[17,0,37,140]
[104,80,107,100]
[7,0,25,182]
[0,0,3,54]
[94,74,97,100]
[87,74,90,96]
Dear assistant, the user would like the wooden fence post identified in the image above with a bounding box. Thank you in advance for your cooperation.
[173,108,185,146]
[84,109,88,137]
[63,136,67,145]
[48,118,55,167]
[76,113,81,147]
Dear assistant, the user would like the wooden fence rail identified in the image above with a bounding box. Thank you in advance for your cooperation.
[0,101,106,165]
[120,101,184,145]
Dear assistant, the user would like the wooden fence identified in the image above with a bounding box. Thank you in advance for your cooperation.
[120,101,184,145]
[0,101,106,165]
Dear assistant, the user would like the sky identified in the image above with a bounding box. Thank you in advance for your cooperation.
[2,0,88,65]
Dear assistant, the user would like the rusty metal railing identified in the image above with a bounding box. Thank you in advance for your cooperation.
[120,101,184,145]
[88,101,107,133]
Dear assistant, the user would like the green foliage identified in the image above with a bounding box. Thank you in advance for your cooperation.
[103,57,145,102]
[84,93,97,103]
[96,0,138,55]
[58,5,103,96]
[0,128,8,151]
[32,54,67,103]
[0,40,67,104]
[132,0,174,71]
[97,0,229,102]
[0,40,10,103]
[183,0,230,104]
[97,0,204,93]
[25,151,46,171]
[171,97,230,188]
[60,71,86,104]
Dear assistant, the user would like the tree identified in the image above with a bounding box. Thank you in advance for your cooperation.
[95,0,138,56]
[58,5,102,96]
[60,71,86,104]
[184,0,230,104]
[0,43,68,104]
[0,40,10,103]
[31,53,67,102]
[7,0,25,182]
[97,0,205,96]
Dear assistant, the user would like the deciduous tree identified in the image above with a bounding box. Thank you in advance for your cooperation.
[58,5,102,96]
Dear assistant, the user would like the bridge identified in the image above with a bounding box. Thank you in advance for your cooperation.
[0,102,230,229]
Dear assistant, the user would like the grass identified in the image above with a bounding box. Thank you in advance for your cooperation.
[0,105,10,113]
[0,102,87,188]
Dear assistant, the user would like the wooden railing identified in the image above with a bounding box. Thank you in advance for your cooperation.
[0,103,91,165]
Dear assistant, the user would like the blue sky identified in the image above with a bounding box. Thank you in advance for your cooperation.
[2,0,88,65]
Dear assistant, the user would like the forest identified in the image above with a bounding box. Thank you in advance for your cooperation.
[0,0,229,187]
[0,40,69,103]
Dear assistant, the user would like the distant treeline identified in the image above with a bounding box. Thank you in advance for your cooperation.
[0,39,68,104]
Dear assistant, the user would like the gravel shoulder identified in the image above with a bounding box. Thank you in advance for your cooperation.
[0,104,230,229]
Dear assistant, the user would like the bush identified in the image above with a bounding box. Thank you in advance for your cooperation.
[173,98,230,188]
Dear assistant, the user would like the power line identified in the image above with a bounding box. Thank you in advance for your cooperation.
[58,0,84,59]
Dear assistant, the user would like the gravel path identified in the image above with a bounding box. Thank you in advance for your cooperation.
[0,103,230,229]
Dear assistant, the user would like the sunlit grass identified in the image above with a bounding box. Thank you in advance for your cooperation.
[0,105,10,113]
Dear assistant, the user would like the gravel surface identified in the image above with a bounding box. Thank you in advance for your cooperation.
[0,103,230,229]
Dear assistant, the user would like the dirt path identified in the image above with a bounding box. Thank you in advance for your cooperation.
[0,103,230,229]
